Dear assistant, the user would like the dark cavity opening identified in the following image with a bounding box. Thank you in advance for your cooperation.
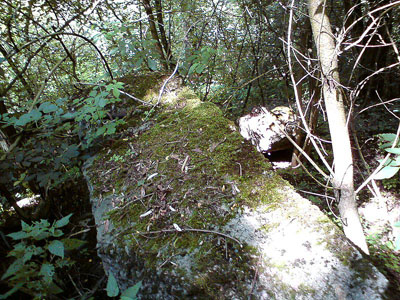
[262,148,293,163]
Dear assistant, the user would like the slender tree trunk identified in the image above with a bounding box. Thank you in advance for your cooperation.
[154,0,173,64]
[141,0,168,70]
[308,0,369,254]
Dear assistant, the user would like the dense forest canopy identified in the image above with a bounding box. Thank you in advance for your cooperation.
[1,0,400,298]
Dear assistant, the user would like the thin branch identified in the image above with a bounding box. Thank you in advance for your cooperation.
[6,32,113,79]
[287,0,334,175]
[343,1,400,51]
[153,61,180,107]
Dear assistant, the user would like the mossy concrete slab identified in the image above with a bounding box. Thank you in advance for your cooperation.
[83,76,388,299]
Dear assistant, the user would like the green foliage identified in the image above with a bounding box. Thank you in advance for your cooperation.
[367,232,400,275]
[187,47,217,76]
[1,214,84,299]
[105,271,142,300]
[0,81,125,208]
[110,149,136,163]
[373,134,400,180]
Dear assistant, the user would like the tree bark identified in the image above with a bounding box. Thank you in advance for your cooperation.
[308,0,369,254]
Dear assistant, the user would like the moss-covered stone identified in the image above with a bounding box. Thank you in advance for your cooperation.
[83,77,389,299]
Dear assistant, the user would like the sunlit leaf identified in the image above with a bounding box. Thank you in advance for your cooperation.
[385,148,400,155]
[373,165,400,180]
[379,133,397,142]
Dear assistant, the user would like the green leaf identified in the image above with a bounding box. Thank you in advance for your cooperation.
[39,263,55,284]
[54,213,73,228]
[106,271,120,297]
[7,231,28,240]
[379,142,394,149]
[52,229,64,238]
[61,112,77,119]
[21,220,30,231]
[379,133,397,142]
[15,114,31,126]
[394,222,400,227]
[134,57,144,69]
[188,62,199,75]
[196,64,205,74]
[48,240,64,258]
[148,58,157,71]
[29,109,42,122]
[48,282,63,294]
[373,165,400,180]
[105,123,117,134]
[113,88,120,98]
[121,281,142,299]
[1,259,24,280]
[110,47,119,55]
[63,146,79,160]
[39,102,58,113]
[89,90,97,97]
[98,97,108,108]
[15,109,42,126]
[61,238,86,250]
[385,148,400,155]
[114,82,124,89]
[96,126,107,136]
[22,246,34,263]
[0,282,24,299]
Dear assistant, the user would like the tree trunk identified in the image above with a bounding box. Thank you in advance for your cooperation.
[154,0,173,65]
[308,0,369,254]
[141,0,169,71]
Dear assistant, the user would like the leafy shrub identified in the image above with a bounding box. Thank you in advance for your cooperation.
[0,81,125,212]
[1,214,85,299]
